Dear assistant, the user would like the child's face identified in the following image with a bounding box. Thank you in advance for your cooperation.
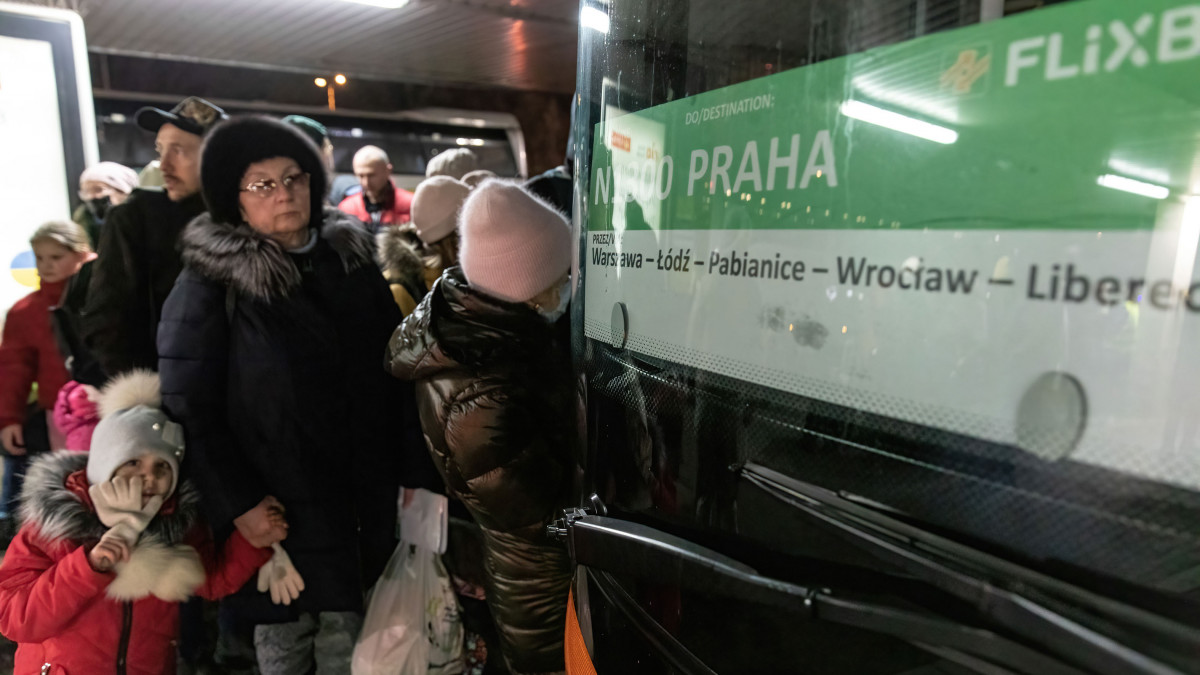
[32,240,85,284]
[111,452,173,505]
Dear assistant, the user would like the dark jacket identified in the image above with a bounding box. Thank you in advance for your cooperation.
[71,203,103,252]
[525,164,573,220]
[158,208,415,621]
[387,268,575,674]
[0,451,269,675]
[83,188,206,378]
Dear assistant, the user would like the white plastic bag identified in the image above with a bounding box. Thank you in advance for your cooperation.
[398,487,449,553]
[352,489,464,675]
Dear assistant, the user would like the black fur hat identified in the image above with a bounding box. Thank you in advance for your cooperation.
[199,116,328,227]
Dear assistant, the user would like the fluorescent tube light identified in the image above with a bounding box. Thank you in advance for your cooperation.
[1097,174,1169,200]
[840,100,957,145]
[582,6,610,34]
[338,0,410,8]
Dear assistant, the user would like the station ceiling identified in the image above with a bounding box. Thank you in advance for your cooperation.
[69,0,581,93]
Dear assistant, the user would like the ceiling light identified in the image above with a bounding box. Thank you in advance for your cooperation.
[456,138,470,146]
[337,0,410,8]
[334,74,347,85]
[1097,174,1169,200]
[314,77,327,87]
[840,100,957,144]
[581,6,610,34]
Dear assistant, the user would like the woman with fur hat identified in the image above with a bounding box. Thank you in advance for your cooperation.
[157,115,416,673]
[377,176,470,316]
[387,179,576,675]
[0,370,282,675]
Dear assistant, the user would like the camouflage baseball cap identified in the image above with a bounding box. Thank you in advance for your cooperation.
[135,96,227,137]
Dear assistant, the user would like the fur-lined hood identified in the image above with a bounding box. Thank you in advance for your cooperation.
[180,206,375,301]
[376,225,425,282]
[18,451,207,602]
[19,451,199,546]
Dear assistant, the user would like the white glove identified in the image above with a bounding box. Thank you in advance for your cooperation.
[257,543,305,606]
[89,477,164,547]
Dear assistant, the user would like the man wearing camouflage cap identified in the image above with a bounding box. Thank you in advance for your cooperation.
[83,97,227,379]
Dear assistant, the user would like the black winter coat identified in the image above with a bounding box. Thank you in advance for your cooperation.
[83,188,206,378]
[388,267,576,675]
[159,208,420,621]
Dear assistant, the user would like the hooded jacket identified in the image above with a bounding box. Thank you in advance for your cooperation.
[387,267,575,675]
[0,279,71,429]
[157,207,427,622]
[0,451,269,675]
[52,381,99,451]
[376,225,431,317]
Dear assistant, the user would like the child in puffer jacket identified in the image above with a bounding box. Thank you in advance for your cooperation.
[53,380,100,451]
[0,370,288,675]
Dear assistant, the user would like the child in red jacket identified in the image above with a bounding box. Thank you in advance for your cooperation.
[0,221,95,532]
[0,371,288,675]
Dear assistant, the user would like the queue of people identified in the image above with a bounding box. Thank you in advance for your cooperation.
[0,94,576,675]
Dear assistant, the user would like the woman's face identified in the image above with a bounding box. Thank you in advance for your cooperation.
[237,157,311,244]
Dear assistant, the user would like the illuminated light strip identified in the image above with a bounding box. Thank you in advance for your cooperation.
[581,6,610,34]
[1097,174,1170,200]
[840,100,958,145]
[338,0,410,7]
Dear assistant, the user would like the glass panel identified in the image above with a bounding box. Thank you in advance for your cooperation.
[572,0,1200,666]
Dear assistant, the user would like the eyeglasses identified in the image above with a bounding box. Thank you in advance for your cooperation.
[240,172,310,198]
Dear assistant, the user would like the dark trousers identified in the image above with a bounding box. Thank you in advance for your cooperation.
[0,454,29,519]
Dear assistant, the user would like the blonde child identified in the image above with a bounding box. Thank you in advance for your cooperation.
[0,221,95,534]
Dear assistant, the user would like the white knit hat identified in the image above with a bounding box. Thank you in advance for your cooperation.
[87,370,185,497]
[459,180,572,303]
[412,176,470,244]
[426,148,478,180]
[462,169,497,188]
[80,162,139,194]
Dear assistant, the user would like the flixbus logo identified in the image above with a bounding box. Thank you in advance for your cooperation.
[940,46,992,94]
[1005,5,1200,86]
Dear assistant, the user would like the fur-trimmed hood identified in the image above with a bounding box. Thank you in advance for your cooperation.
[180,206,375,301]
[18,450,206,602]
[19,450,199,546]
[376,225,426,282]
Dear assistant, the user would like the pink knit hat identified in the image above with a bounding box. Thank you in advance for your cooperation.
[459,180,572,303]
[412,176,470,244]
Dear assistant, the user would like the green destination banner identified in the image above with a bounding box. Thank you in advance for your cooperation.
[582,0,1200,491]
[588,0,1199,232]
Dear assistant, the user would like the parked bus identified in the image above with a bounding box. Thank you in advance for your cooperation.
[91,92,527,201]
[557,0,1200,672]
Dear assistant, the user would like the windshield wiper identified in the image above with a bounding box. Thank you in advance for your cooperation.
[741,464,1199,674]
[560,511,1089,674]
